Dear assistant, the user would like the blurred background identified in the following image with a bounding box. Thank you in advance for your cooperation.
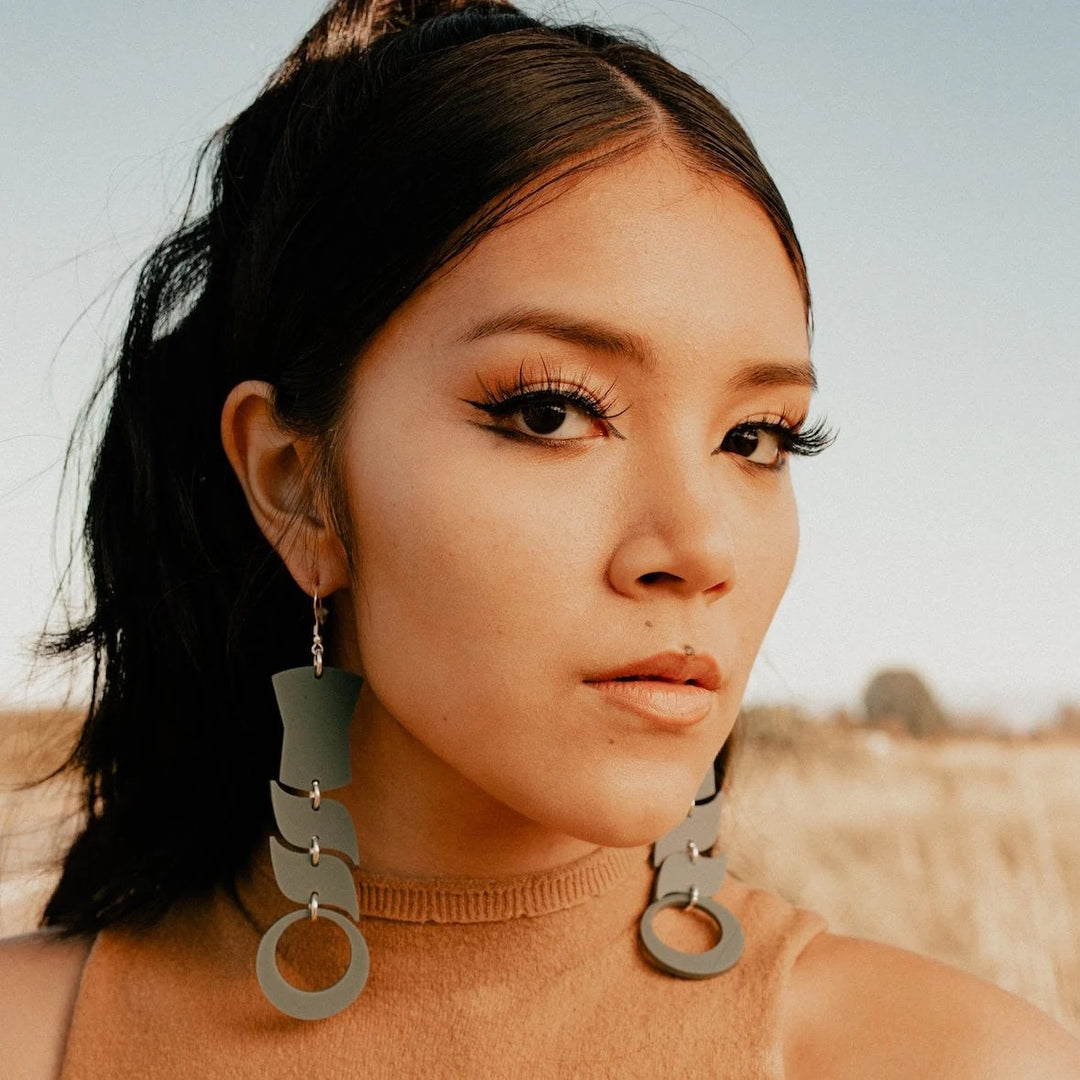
[1,0,1077,1037]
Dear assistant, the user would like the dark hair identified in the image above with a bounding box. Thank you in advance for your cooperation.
[42,0,808,933]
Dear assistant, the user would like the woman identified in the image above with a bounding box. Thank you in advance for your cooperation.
[2,0,1078,1075]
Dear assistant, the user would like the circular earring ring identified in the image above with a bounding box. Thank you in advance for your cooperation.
[639,893,745,979]
[256,907,370,1020]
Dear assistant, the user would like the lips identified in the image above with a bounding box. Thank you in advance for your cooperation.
[585,651,722,693]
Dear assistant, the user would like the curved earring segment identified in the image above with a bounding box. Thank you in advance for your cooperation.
[270,781,359,863]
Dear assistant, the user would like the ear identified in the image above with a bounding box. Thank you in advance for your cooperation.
[220,380,349,595]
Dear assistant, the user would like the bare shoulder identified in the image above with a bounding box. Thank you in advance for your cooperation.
[783,931,1080,1079]
[0,930,94,1080]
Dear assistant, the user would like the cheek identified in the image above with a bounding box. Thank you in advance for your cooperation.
[339,431,602,710]
[736,484,799,646]
[350,454,495,643]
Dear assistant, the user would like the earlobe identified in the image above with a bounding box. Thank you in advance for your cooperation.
[220,380,349,593]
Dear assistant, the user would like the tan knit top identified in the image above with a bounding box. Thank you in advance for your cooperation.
[58,844,826,1079]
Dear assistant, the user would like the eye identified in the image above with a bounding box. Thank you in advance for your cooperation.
[718,415,835,470]
[503,391,603,439]
[720,424,787,468]
[461,365,628,444]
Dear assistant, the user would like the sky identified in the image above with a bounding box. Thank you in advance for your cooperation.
[2,0,1077,728]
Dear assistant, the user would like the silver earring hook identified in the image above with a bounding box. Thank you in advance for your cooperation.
[311,588,327,678]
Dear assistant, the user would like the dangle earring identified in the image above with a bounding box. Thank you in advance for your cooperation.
[638,754,744,978]
[255,589,370,1020]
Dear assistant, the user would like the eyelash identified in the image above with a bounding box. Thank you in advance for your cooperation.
[462,366,629,435]
[462,368,835,470]
[718,415,836,469]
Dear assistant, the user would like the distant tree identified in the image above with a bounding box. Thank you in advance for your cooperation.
[738,704,811,745]
[863,669,949,737]
[1049,702,1080,736]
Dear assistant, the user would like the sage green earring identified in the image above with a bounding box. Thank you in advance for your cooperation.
[639,756,745,979]
[255,591,370,1020]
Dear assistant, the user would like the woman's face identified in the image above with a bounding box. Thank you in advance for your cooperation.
[334,143,812,847]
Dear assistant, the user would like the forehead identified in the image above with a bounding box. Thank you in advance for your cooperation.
[376,143,809,363]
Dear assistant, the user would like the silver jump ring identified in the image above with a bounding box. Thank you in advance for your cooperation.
[310,780,321,810]
[686,885,700,910]
[309,836,321,866]
[687,840,699,863]
[308,892,319,921]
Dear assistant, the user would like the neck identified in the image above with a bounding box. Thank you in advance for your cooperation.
[341,683,598,878]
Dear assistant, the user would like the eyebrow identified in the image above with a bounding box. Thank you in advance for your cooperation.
[456,304,817,393]
[458,305,656,368]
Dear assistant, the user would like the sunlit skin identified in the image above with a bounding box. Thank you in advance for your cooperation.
[226,141,814,878]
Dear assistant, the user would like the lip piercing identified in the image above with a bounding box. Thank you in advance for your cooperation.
[683,645,695,657]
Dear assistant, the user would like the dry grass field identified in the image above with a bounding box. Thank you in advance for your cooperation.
[0,708,84,938]
[723,713,1080,1039]
[1,706,1078,1039]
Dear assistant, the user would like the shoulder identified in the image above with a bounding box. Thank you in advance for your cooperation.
[0,930,95,1080]
[782,931,1080,1079]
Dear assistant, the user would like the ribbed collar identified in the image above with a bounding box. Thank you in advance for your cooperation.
[238,842,650,929]
[352,844,648,923]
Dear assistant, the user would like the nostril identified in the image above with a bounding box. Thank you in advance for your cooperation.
[639,571,683,585]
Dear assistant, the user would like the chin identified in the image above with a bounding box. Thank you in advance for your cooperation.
[568,816,680,850]
[543,763,710,850]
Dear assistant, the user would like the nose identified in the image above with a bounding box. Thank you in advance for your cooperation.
[606,451,736,602]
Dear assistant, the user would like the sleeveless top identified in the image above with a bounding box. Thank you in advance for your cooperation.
[58,844,826,1079]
